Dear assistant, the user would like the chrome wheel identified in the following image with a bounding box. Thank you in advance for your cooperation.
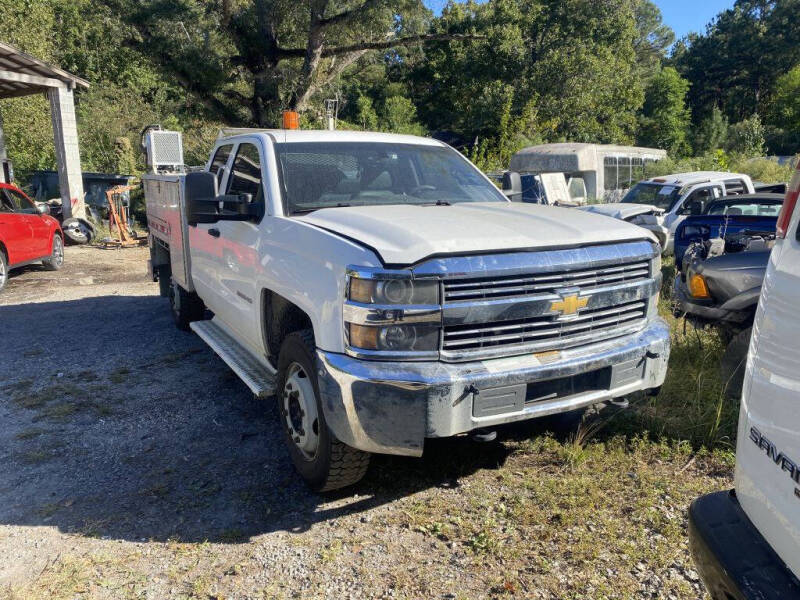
[281,362,320,460]
[52,235,64,267]
[0,255,6,289]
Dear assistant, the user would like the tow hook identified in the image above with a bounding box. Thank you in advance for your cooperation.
[471,428,497,443]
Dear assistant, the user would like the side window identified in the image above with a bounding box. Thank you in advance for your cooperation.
[210,145,232,187]
[618,157,631,189]
[603,156,617,191]
[6,189,36,214]
[0,190,13,213]
[227,143,263,199]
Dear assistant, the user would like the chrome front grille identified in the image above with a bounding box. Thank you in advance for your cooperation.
[443,261,651,302]
[442,299,648,354]
[416,240,660,362]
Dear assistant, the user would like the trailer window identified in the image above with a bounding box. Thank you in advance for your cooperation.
[604,157,617,191]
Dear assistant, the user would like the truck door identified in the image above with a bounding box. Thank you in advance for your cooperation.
[734,171,800,577]
[189,144,233,302]
[198,141,264,349]
[668,183,724,232]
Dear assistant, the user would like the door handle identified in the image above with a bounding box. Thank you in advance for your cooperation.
[208,228,221,238]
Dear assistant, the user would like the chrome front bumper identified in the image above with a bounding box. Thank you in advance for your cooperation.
[317,318,671,456]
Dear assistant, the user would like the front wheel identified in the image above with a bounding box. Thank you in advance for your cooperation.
[277,330,370,492]
[169,279,205,331]
[0,251,7,292]
[42,234,64,271]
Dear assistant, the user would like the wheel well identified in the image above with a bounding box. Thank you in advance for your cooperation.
[262,290,313,359]
[0,240,6,261]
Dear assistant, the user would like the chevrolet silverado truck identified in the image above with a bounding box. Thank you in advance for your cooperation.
[145,130,670,491]
[689,162,800,599]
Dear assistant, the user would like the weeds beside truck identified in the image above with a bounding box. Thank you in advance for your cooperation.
[145,129,670,491]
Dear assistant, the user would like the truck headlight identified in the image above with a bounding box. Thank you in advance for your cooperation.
[348,277,439,305]
[348,323,439,352]
[345,271,442,357]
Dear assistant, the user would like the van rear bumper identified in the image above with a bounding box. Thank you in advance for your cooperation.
[689,490,800,600]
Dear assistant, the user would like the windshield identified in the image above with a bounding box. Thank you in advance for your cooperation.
[274,142,507,214]
[621,182,682,211]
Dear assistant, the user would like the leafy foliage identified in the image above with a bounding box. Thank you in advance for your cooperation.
[636,67,691,155]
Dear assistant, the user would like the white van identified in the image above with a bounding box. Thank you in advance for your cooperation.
[582,172,755,253]
[688,163,800,597]
[509,143,667,204]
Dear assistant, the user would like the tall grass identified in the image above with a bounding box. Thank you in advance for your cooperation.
[602,257,741,451]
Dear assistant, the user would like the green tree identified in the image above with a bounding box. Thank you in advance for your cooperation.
[636,67,691,155]
[769,64,800,136]
[673,0,800,127]
[726,114,766,157]
[692,106,729,154]
[407,0,645,162]
[381,96,425,135]
[633,0,674,81]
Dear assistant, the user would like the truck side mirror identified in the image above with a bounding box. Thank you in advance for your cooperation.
[502,171,522,200]
[186,171,221,225]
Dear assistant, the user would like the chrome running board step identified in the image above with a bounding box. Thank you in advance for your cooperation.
[191,320,276,398]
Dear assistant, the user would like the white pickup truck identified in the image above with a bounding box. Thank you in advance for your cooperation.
[581,172,756,253]
[689,162,800,598]
[145,129,670,491]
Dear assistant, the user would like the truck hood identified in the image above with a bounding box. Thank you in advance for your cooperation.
[579,203,665,221]
[296,202,656,265]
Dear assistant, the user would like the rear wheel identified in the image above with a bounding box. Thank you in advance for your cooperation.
[169,278,205,331]
[0,251,7,292]
[42,234,64,271]
[277,329,370,492]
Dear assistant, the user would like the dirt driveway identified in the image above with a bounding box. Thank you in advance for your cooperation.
[0,246,727,599]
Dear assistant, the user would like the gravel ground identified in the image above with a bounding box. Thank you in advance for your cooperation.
[0,246,727,599]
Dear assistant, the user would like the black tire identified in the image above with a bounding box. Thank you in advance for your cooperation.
[61,218,95,245]
[42,234,64,271]
[720,327,752,398]
[277,329,370,492]
[157,265,171,297]
[0,250,7,292]
[169,278,205,331]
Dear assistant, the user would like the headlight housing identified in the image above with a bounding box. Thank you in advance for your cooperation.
[344,270,442,358]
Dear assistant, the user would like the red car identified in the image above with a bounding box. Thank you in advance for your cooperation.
[0,183,64,292]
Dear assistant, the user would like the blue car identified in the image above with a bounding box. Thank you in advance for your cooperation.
[673,193,783,271]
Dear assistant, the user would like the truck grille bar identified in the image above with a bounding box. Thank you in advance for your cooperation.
[442,300,648,353]
[412,240,660,362]
[443,261,651,302]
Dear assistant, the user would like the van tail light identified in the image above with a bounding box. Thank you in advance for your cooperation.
[777,163,800,239]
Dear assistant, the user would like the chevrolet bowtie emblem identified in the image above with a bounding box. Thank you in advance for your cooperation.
[550,294,588,317]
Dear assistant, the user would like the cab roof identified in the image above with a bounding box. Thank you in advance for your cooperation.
[645,171,750,185]
[217,129,445,147]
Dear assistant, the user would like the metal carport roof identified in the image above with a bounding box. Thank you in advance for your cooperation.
[0,41,89,100]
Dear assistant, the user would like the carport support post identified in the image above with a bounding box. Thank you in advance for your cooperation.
[0,110,7,184]
[48,86,85,220]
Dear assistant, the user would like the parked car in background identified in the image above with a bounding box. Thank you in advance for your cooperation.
[689,163,800,599]
[0,183,64,291]
[582,172,756,253]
